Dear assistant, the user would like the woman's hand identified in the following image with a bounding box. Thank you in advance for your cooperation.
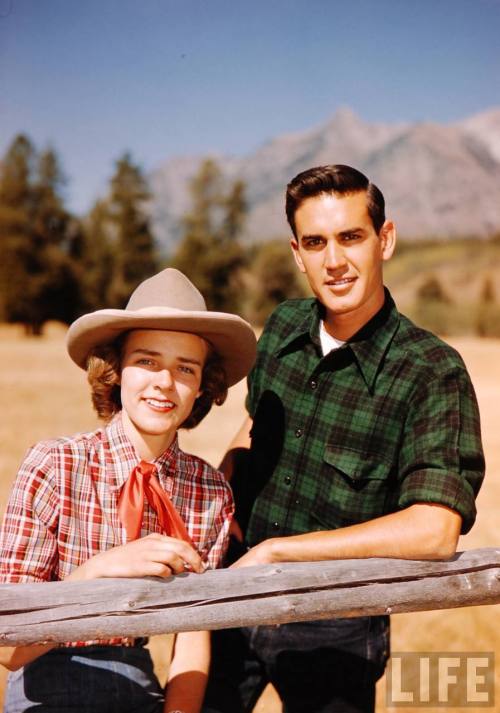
[66,533,206,581]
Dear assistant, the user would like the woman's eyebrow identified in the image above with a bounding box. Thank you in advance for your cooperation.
[128,348,161,357]
[178,356,204,367]
[128,349,203,366]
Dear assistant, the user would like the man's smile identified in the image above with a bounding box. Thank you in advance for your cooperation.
[325,276,357,287]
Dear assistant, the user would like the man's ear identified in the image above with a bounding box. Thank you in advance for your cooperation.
[290,237,306,273]
[380,220,396,262]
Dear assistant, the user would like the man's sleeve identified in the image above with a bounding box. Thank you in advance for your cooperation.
[397,367,485,534]
[0,443,59,583]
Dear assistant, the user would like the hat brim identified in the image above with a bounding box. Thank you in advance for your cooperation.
[66,306,256,387]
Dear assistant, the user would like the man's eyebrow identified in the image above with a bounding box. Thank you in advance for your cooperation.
[300,227,365,241]
[338,227,365,236]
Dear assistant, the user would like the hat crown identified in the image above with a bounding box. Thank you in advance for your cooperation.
[66,267,257,386]
[126,268,207,312]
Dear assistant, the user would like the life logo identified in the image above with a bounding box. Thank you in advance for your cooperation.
[386,652,495,707]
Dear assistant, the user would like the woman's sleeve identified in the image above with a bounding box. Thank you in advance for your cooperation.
[205,477,234,570]
[0,442,60,583]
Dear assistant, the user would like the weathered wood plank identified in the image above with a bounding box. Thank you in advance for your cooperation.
[0,548,498,646]
[1,548,498,611]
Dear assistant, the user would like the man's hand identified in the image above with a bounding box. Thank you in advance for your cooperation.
[67,533,206,581]
[229,539,276,569]
[229,503,462,567]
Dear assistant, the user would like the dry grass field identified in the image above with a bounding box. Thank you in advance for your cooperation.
[0,323,498,711]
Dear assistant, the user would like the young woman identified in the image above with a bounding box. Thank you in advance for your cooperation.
[0,268,256,713]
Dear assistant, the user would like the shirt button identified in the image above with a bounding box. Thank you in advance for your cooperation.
[272,522,280,530]
[284,475,292,485]
[295,428,303,438]
[310,380,317,390]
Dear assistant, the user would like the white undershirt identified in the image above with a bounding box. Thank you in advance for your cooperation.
[320,320,346,355]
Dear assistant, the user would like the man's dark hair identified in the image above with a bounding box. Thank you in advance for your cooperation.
[285,164,386,237]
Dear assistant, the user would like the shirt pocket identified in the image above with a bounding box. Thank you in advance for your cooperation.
[310,445,394,529]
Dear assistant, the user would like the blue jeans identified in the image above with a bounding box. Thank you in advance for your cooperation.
[203,616,390,713]
[4,643,164,712]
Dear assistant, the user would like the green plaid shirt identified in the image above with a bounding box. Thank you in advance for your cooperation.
[244,290,484,547]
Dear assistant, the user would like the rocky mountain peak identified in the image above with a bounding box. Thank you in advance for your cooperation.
[150,107,500,252]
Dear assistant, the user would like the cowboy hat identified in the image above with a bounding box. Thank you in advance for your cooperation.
[66,268,256,386]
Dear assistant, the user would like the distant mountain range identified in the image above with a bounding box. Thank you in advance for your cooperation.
[149,107,500,253]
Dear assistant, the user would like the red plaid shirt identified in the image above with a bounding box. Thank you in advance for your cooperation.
[0,414,234,645]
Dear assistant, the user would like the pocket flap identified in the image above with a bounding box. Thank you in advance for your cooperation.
[323,445,391,482]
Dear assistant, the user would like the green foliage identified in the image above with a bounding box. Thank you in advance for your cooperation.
[71,154,158,314]
[416,275,450,303]
[73,199,116,312]
[173,159,246,312]
[479,275,495,304]
[384,238,500,337]
[3,133,500,340]
[245,240,307,324]
[106,154,158,307]
[0,140,158,331]
[0,136,79,334]
[222,179,246,241]
[0,134,35,322]
[476,275,500,337]
[412,275,454,335]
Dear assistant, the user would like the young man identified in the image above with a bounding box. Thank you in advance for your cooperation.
[0,268,257,713]
[203,165,485,713]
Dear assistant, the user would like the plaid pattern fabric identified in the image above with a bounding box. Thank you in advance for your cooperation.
[245,290,484,547]
[0,413,233,645]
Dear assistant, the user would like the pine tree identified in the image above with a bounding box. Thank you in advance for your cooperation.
[476,275,500,337]
[0,134,36,325]
[74,199,115,312]
[107,154,157,307]
[173,159,246,312]
[414,274,451,335]
[479,276,495,305]
[246,240,307,324]
[416,275,450,304]
[30,148,80,329]
[222,179,246,242]
[0,137,79,333]
[174,159,224,298]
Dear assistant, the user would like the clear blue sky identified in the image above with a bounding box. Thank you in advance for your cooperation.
[1,0,499,212]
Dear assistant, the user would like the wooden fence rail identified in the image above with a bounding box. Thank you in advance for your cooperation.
[0,548,499,646]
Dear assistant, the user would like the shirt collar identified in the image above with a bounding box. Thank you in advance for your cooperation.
[103,413,181,492]
[276,299,322,357]
[275,289,401,393]
[346,289,401,393]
